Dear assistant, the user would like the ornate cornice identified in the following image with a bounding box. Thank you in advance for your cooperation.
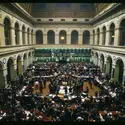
[34,23,92,28]
[0,5,33,27]
[12,3,35,23]
[92,4,125,27]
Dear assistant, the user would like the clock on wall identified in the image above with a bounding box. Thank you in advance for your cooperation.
[2,58,6,64]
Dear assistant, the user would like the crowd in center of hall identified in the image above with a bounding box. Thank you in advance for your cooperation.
[0,62,125,121]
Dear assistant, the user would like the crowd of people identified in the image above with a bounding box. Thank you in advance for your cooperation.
[0,62,125,121]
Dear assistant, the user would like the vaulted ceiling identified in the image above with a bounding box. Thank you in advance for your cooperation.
[19,3,111,18]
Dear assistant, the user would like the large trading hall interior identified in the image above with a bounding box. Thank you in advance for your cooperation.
[0,3,125,121]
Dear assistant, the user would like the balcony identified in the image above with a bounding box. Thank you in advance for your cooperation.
[0,45,34,56]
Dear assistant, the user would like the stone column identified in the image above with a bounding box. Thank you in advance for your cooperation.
[33,33,36,44]
[31,33,33,44]
[91,54,94,63]
[24,57,28,71]
[55,33,59,44]
[67,33,71,44]
[94,30,97,45]
[100,59,103,72]
[111,64,115,78]
[27,32,29,45]
[30,55,33,64]
[103,57,107,73]
[93,53,97,65]
[105,26,110,46]
[0,67,7,88]
[0,24,5,46]
[114,25,120,46]
[10,23,15,46]
[114,64,118,82]
[29,31,31,45]
[17,60,23,75]
[10,63,17,81]
[93,32,95,45]
[28,55,32,65]
[19,25,22,45]
[122,68,125,85]
[90,34,93,45]
[105,59,109,74]
[99,28,103,45]
[78,33,82,45]
[24,29,28,45]
[43,33,47,44]
[98,56,100,67]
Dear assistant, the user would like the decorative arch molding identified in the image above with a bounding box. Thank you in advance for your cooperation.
[14,21,20,27]
[47,30,55,34]
[6,57,15,66]
[47,29,56,33]
[16,55,22,61]
[115,57,124,68]
[71,30,79,33]
[23,53,28,59]
[59,30,67,34]
[118,16,125,28]
[28,51,32,57]
[35,30,43,34]
[3,16,12,25]
[106,55,113,61]
[109,21,116,28]
[100,53,104,58]
[102,24,106,28]
[95,52,99,57]
[91,51,94,56]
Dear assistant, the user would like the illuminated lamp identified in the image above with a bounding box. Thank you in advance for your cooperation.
[61,36,65,40]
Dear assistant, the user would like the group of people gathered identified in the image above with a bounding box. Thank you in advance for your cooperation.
[0,61,125,121]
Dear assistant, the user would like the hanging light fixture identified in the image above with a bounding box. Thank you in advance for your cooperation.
[61,36,65,40]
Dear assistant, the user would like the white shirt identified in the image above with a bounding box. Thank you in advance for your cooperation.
[35,81,39,85]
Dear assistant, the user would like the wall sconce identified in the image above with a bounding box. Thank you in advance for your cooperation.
[61,36,64,40]
[112,35,114,37]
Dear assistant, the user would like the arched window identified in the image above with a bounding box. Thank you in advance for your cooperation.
[97,28,100,45]
[31,29,33,44]
[93,30,95,45]
[82,30,90,44]
[15,22,19,45]
[109,23,115,45]
[120,18,125,46]
[36,30,43,44]
[22,25,25,44]
[59,30,67,44]
[102,26,106,45]
[47,30,55,44]
[27,28,30,44]
[114,59,124,83]
[4,18,11,45]
[71,30,78,44]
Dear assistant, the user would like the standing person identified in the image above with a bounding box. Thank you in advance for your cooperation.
[56,85,60,95]
[80,80,83,93]
[39,78,43,93]
[69,86,72,93]
[89,79,93,89]
[43,78,46,88]
[86,87,89,93]
[35,80,39,91]
[64,86,67,95]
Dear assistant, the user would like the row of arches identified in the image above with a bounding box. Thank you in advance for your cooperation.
[0,52,33,88]
[36,30,90,44]
[4,17,34,45]
[93,18,125,46]
[92,52,124,83]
